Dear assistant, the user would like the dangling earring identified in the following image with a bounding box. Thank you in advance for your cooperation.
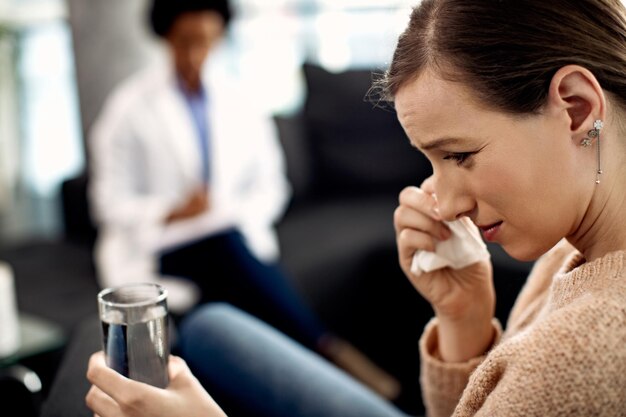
[580,119,603,184]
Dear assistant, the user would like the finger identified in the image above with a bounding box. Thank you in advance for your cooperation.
[397,227,437,263]
[420,175,436,195]
[196,188,209,204]
[201,194,210,209]
[191,191,204,205]
[398,186,441,221]
[86,352,136,404]
[86,385,122,417]
[394,205,451,240]
[167,355,207,393]
[167,355,190,379]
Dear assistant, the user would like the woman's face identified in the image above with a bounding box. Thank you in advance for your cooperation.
[395,70,590,261]
[166,11,225,91]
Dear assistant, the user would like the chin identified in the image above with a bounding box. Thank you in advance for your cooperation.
[500,242,545,263]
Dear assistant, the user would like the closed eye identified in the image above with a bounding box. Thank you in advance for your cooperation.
[443,152,474,166]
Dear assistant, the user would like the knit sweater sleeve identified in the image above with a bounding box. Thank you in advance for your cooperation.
[418,239,576,417]
[455,293,626,416]
[419,318,503,417]
[452,248,625,416]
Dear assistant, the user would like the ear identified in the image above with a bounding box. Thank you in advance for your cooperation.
[546,65,606,138]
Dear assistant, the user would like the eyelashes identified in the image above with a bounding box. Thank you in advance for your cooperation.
[443,152,475,166]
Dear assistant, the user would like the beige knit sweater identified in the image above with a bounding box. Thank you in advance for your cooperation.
[419,239,626,417]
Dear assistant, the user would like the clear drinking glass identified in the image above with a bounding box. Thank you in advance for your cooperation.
[97,283,169,388]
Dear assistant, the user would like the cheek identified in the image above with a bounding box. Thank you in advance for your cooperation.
[473,163,525,214]
[475,161,548,234]
[477,139,555,216]
[196,46,211,64]
[480,161,578,260]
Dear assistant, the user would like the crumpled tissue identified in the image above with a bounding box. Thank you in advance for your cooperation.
[410,216,490,276]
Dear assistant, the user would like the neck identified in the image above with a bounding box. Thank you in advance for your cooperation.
[568,131,626,261]
[180,75,202,94]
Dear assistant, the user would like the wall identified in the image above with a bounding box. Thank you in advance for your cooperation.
[66,0,160,153]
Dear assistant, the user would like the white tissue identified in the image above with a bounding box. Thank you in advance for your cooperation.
[410,217,490,276]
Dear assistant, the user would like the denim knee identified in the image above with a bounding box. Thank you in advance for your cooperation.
[178,302,239,349]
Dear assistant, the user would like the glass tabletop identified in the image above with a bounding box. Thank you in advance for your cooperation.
[0,313,66,368]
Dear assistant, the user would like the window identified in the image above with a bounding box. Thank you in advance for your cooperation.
[0,0,83,239]
[225,0,415,115]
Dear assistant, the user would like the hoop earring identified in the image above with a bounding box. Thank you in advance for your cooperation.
[580,119,603,184]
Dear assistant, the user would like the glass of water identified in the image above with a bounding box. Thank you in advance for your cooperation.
[97,283,169,388]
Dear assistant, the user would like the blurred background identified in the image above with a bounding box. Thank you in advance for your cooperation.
[1,1,439,415]
[0,0,415,245]
[0,1,543,416]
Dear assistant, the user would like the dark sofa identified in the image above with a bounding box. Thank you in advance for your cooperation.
[1,63,533,416]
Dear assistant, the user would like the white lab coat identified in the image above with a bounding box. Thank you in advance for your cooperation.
[88,57,291,312]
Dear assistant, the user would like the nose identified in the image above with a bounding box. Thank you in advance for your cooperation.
[432,172,475,221]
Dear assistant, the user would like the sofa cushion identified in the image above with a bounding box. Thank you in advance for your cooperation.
[302,63,432,197]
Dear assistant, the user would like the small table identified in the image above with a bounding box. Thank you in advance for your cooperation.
[0,313,66,392]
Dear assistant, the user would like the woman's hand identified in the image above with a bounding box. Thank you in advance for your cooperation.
[394,180,495,362]
[166,188,210,223]
[86,352,227,417]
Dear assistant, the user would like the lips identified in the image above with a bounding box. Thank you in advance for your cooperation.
[477,221,503,242]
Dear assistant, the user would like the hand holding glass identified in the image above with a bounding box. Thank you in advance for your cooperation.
[97,283,169,388]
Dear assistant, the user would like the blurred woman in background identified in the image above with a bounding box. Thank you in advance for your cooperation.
[88,0,398,402]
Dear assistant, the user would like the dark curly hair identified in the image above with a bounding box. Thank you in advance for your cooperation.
[149,0,233,37]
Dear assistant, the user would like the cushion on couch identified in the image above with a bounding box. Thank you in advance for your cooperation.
[301,63,432,197]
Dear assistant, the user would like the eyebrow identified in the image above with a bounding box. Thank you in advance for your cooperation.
[419,136,465,151]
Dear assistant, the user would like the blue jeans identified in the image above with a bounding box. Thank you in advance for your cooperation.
[178,303,409,417]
